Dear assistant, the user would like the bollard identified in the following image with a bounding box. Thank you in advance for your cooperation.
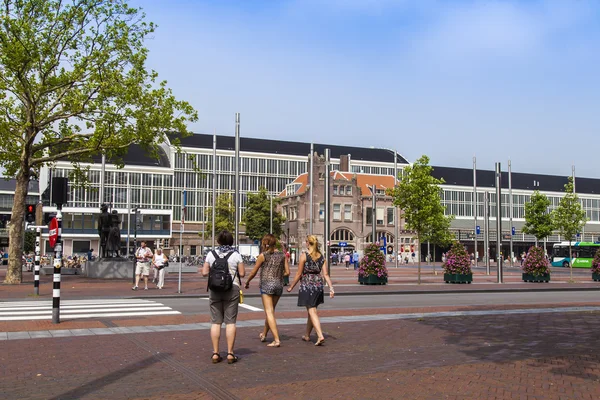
[52,209,63,324]
[34,227,41,295]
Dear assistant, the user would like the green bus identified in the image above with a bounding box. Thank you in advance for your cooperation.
[551,242,600,268]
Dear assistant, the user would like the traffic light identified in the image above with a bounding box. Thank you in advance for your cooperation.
[25,204,36,223]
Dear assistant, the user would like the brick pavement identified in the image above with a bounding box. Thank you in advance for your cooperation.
[1,310,600,399]
[2,265,599,301]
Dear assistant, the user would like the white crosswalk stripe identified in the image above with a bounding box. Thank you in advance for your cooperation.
[0,299,181,321]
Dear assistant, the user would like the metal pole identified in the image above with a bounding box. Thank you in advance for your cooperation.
[99,153,106,206]
[126,185,131,259]
[133,208,137,285]
[309,143,314,235]
[34,227,41,295]
[234,113,240,248]
[270,195,273,234]
[495,162,503,283]
[324,149,331,275]
[52,206,63,324]
[473,157,478,267]
[371,185,376,242]
[572,165,576,192]
[178,190,185,293]
[394,150,399,268]
[484,191,490,275]
[212,133,217,248]
[509,159,514,267]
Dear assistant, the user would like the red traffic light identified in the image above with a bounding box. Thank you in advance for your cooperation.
[27,205,34,212]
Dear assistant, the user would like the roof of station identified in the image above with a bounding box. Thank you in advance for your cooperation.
[88,144,171,168]
[169,133,409,164]
[431,166,600,195]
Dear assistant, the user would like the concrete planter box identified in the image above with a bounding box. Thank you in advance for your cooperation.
[444,273,473,284]
[592,272,600,282]
[522,273,550,283]
[358,274,387,285]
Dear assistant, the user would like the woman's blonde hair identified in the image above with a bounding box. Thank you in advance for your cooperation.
[261,234,277,254]
[306,235,321,257]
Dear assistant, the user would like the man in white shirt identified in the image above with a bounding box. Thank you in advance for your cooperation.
[133,241,153,290]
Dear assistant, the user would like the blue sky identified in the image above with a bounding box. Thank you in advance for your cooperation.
[132,0,600,178]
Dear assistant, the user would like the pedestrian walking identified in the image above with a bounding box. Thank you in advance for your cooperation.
[152,248,168,289]
[244,234,290,347]
[344,253,351,270]
[132,241,153,290]
[287,235,335,346]
[202,230,245,364]
[353,250,359,270]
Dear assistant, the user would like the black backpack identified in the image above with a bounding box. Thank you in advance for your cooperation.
[207,250,236,292]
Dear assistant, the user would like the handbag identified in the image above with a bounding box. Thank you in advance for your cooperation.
[163,261,169,268]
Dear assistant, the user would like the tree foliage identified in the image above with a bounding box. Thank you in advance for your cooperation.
[387,155,453,283]
[206,193,235,235]
[242,187,285,241]
[552,177,587,281]
[1,0,197,283]
[522,191,554,243]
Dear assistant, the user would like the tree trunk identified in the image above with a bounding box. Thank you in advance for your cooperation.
[5,171,30,284]
[569,241,573,282]
[417,235,421,285]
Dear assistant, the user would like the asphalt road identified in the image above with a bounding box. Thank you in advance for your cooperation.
[160,290,600,315]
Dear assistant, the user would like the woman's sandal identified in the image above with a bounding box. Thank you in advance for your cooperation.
[266,341,281,347]
[211,353,223,364]
[315,338,325,346]
[301,335,311,342]
[227,353,239,364]
[259,333,267,342]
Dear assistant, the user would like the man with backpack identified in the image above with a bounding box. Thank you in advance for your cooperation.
[202,230,245,364]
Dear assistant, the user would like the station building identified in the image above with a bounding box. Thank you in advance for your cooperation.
[28,132,600,260]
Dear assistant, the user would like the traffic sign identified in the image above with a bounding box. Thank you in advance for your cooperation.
[379,237,387,253]
[511,226,516,236]
[476,225,480,235]
[338,242,348,247]
[48,218,58,248]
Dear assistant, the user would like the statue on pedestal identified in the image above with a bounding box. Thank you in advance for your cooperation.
[107,210,122,258]
[98,204,111,259]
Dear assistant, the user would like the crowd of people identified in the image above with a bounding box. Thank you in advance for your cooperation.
[201,231,334,364]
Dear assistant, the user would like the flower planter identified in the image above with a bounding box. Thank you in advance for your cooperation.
[358,274,387,285]
[593,272,600,282]
[522,273,550,283]
[443,273,472,284]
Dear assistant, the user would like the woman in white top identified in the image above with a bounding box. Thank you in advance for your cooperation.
[202,230,245,364]
[152,249,168,289]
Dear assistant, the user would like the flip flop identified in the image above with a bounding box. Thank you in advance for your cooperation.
[259,333,267,342]
[267,341,281,347]
[211,352,222,364]
[227,353,239,364]
[301,335,311,342]
[315,338,325,346]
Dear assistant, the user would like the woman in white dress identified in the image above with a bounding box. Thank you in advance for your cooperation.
[153,248,168,289]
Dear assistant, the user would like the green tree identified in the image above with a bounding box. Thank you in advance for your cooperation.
[387,155,453,284]
[207,193,235,235]
[24,231,36,254]
[243,187,285,241]
[0,1,197,283]
[552,177,587,281]
[522,191,554,246]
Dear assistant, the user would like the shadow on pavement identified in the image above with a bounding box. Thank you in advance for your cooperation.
[418,311,600,382]
[48,354,166,400]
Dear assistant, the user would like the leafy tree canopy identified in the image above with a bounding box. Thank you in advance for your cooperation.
[242,187,285,241]
[522,191,554,243]
[206,193,235,235]
[1,0,197,283]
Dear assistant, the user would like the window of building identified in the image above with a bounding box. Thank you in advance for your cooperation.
[190,245,197,256]
[333,204,341,220]
[387,208,394,225]
[346,186,352,196]
[333,185,338,195]
[319,203,324,220]
[72,240,91,254]
[366,207,373,225]
[376,208,384,225]
[344,204,352,221]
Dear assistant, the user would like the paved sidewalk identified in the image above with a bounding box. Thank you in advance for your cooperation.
[2,265,599,302]
[2,309,600,399]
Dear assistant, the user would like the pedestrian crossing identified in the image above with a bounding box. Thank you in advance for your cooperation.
[0,299,181,321]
